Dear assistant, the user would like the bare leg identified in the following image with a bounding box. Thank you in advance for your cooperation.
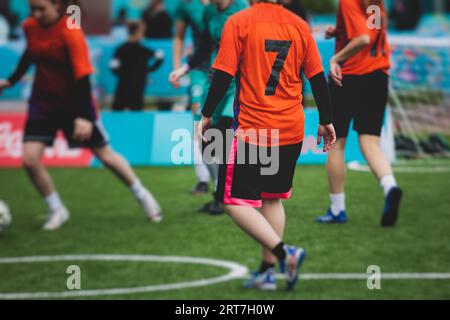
[225,205,281,251]
[359,135,393,179]
[326,138,347,194]
[23,142,55,197]
[92,145,137,187]
[261,199,286,265]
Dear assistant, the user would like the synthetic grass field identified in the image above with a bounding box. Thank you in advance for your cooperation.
[0,165,449,299]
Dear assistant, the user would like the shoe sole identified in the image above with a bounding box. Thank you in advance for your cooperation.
[381,189,403,227]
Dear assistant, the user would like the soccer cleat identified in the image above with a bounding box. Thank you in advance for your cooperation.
[43,206,70,231]
[197,201,224,215]
[138,189,163,223]
[279,246,306,291]
[191,182,209,195]
[243,268,277,291]
[381,187,403,227]
[316,209,347,224]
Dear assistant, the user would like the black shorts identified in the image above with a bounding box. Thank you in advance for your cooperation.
[24,116,109,149]
[216,136,303,208]
[330,70,389,138]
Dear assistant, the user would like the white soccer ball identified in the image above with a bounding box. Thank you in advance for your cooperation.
[0,200,12,231]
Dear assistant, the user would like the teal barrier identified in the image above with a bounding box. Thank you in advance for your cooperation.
[91,110,365,167]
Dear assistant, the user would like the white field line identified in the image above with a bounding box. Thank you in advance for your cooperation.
[0,255,449,299]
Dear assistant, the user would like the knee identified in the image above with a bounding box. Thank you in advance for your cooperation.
[22,153,41,171]
[359,138,380,156]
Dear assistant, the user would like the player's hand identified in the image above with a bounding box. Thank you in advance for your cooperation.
[317,123,336,153]
[169,65,189,88]
[73,118,93,142]
[325,26,337,39]
[330,58,343,87]
[197,115,213,143]
[0,79,11,95]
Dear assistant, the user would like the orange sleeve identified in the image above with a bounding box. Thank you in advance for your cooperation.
[341,0,369,39]
[302,32,324,79]
[212,17,241,77]
[63,28,94,80]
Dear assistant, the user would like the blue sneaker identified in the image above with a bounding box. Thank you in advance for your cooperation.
[316,209,347,224]
[381,187,403,227]
[243,268,277,291]
[279,246,306,291]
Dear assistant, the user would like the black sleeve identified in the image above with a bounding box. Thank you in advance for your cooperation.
[187,29,213,69]
[146,49,164,73]
[74,75,95,121]
[201,69,233,118]
[309,72,333,125]
[8,49,32,86]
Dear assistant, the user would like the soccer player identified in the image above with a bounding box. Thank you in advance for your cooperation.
[316,0,403,227]
[170,0,249,215]
[0,0,162,230]
[110,21,164,111]
[197,0,336,290]
[172,0,212,195]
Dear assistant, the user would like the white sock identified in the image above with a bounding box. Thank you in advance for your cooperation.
[380,175,397,196]
[45,192,64,212]
[130,180,147,200]
[194,138,211,183]
[330,193,345,216]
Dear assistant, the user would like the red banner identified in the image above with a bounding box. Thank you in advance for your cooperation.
[0,113,93,168]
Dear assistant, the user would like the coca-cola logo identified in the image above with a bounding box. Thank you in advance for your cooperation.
[0,122,22,159]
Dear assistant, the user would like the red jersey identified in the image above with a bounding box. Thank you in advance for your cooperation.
[212,2,324,146]
[23,16,94,117]
[335,0,391,75]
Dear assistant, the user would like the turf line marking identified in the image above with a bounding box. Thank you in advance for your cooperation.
[1,255,449,299]
[348,161,450,173]
[0,255,248,300]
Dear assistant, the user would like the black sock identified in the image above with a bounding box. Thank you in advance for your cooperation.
[259,261,275,273]
[272,242,286,262]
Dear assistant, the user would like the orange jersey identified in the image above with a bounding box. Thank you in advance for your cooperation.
[212,2,323,146]
[335,0,391,75]
[23,16,94,112]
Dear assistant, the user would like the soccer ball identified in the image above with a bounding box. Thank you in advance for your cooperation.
[0,200,12,232]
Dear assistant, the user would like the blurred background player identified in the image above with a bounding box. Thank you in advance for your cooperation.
[0,0,162,230]
[172,0,212,196]
[170,0,249,215]
[316,0,403,227]
[110,21,164,111]
[141,0,173,39]
[197,0,336,290]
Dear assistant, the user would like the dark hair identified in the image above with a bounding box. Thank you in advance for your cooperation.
[127,21,143,36]
[50,0,83,16]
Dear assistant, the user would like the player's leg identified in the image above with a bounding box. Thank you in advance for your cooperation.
[91,144,162,223]
[261,199,286,266]
[23,119,69,231]
[66,119,162,223]
[317,78,352,223]
[190,70,211,194]
[355,71,402,227]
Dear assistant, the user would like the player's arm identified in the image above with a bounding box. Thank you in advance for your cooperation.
[169,27,213,86]
[147,49,165,73]
[199,17,240,139]
[0,49,32,94]
[330,2,371,86]
[64,28,96,141]
[173,20,187,70]
[109,48,122,76]
[303,32,336,152]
